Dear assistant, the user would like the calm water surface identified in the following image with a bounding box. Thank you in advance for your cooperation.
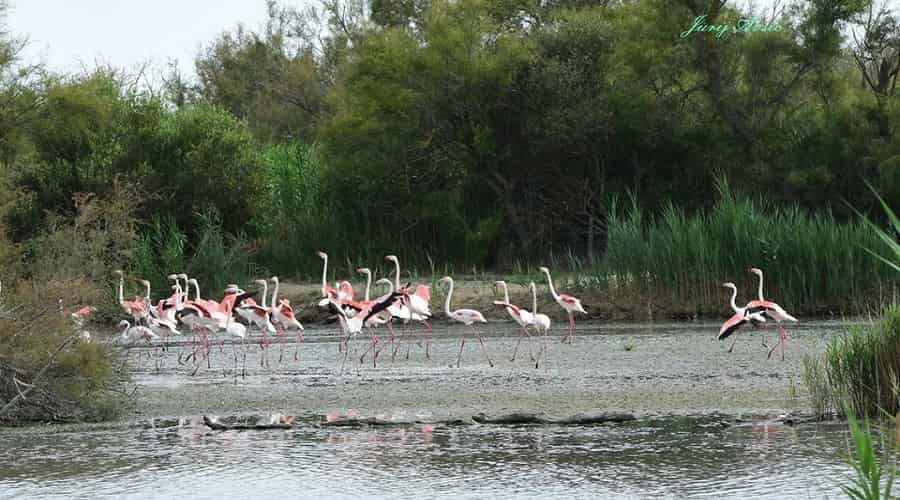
[1,417,853,499]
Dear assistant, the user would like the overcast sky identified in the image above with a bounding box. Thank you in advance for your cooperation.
[7,0,898,80]
[7,0,307,78]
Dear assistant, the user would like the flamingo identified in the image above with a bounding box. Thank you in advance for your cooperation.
[748,268,798,361]
[70,305,95,342]
[493,280,534,363]
[270,276,304,361]
[530,282,551,368]
[539,267,586,344]
[223,311,248,375]
[114,270,148,323]
[439,276,493,368]
[118,319,160,369]
[317,251,339,303]
[357,267,373,302]
[329,295,378,374]
[357,278,403,358]
[119,319,158,343]
[717,282,767,352]
[385,255,432,358]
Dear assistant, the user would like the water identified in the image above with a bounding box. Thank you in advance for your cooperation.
[0,320,862,498]
[0,418,853,499]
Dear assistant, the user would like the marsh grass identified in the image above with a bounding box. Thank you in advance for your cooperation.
[802,306,900,419]
[842,407,896,500]
[597,181,898,315]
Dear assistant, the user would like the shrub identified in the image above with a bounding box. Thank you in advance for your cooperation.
[0,278,129,424]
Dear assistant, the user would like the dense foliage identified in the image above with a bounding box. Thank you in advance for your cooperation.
[1,0,900,298]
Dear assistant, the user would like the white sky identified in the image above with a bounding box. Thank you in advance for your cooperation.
[7,0,308,79]
[7,0,899,81]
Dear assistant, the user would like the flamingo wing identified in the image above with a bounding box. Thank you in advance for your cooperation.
[718,313,748,340]
[560,294,578,304]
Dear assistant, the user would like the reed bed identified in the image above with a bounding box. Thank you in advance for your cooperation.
[596,182,898,315]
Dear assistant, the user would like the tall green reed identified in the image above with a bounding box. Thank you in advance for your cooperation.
[600,179,897,314]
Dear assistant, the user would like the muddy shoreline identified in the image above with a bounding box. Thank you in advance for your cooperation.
[118,320,844,425]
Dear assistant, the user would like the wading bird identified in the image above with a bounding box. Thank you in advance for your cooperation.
[747,268,798,361]
[539,267,586,344]
[439,276,493,368]
[115,270,148,324]
[530,282,551,368]
[270,276,304,361]
[717,282,767,351]
[493,280,534,363]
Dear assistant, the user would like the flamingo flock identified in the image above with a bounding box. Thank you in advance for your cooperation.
[96,252,594,373]
[31,255,794,374]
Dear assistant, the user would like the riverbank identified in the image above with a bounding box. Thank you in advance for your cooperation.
[122,320,844,423]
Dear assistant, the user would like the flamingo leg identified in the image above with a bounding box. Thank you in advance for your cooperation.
[276,325,287,364]
[511,325,534,362]
[456,337,466,368]
[294,329,304,362]
[423,320,433,359]
[562,313,574,344]
[471,325,494,367]
[767,324,788,361]
[728,334,739,353]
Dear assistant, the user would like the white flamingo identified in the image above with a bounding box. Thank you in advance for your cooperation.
[748,268,798,361]
[539,267,586,344]
[530,282,551,368]
[717,282,767,352]
[439,276,493,368]
[493,280,534,363]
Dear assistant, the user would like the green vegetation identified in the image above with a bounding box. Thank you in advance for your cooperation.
[0,0,898,303]
[802,307,900,419]
[595,182,899,315]
[841,407,896,500]
[623,341,637,352]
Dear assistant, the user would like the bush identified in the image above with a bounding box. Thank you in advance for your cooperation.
[0,278,129,424]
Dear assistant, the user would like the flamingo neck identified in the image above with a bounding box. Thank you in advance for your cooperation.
[729,287,739,313]
[543,270,561,302]
[144,282,151,301]
[261,282,268,308]
[364,272,371,302]
[501,282,510,303]
[392,259,400,289]
[192,281,201,302]
[118,274,125,304]
[443,280,454,317]
[531,283,538,314]
[271,279,279,307]
[756,272,765,300]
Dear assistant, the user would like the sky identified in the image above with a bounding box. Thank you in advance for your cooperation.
[7,0,307,78]
[6,0,899,80]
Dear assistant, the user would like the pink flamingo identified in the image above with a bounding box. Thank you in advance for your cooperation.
[747,268,798,361]
[386,255,432,358]
[114,270,148,323]
[717,282,767,351]
[270,276,304,361]
[439,276,493,368]
[539,267,586,344]
[493,280,534,363]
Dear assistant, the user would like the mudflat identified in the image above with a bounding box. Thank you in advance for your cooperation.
[122,319,844,423]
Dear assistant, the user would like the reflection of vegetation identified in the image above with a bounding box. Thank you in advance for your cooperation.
[841,407,896,500]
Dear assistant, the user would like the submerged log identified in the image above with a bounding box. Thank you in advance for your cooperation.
[203,415,294,430]
[473,412,636,425]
